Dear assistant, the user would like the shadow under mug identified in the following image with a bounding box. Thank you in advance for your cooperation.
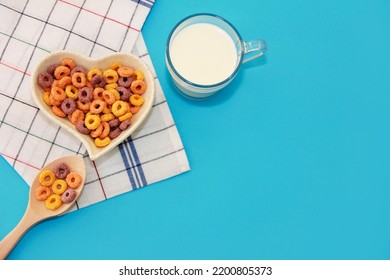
[166,13,267,100]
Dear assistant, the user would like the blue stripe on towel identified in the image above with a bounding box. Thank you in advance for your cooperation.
[119,137,147,189]
[131,0,154,9]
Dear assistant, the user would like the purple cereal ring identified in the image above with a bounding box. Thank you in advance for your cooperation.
[61,188,76,203]
[70,66,87,76]
[108,118,120,128]
[75,120,91,135]
[61,98,76,115]
[53,162,70,179]
[109,127,121,139]
[118,76,134,88]
[38,72,53,88]
[78,87,93,103]
[91,74,107,88]
[46,64,59,76]
[119,119,131,131]
[117,86,130,101]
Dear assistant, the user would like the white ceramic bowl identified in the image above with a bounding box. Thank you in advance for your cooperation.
[31,51,155,161]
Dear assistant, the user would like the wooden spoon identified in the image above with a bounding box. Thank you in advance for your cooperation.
[0,155,86,259]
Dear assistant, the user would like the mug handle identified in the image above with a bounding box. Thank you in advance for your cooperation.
[243,39,267,63]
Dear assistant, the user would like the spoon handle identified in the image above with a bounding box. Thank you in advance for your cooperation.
[0,209,39,259]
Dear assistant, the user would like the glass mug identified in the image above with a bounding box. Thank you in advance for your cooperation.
[166,13,267,99]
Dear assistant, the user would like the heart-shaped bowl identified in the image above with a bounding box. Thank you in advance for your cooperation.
[31,51,155,161]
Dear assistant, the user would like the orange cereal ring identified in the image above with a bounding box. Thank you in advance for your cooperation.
[51,86,66,101]
[118,112,132,122]
[65,85,78,100]
[76,100,91,112]
[102,90,116,105]
[110,62,122,71]
[66,172,82,189]
[54,65,70,80]
[58,76,72,89]
[52,105,66,118]
[42,91,51,106]
[103,104,112,114]
[90,123,103,138]
[93,87,105,100]
[87,68,102,81]
[45,194,62,210]
[129,94,144,106]
[111,100,128,117]
[84,114,101,130]
[103,69,119,84]
[100,113,115,122]
[109,88,120,101]
[99,121,110,139]
[130,80,147,95]
[129,105,141,115]
[49,93,61,106]
[68,109,85,125]
[51,179,68,195]
[133,70,144,81]
[71,72,87,88]
[35,186,51,201]
[117,66,134,78]
[51,79,59,88]
[39,169,56,187]
[61,57,76,70]
[90,99,106,114]
[95,136,111,147]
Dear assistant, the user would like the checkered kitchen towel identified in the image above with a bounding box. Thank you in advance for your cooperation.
[0,0,190,209]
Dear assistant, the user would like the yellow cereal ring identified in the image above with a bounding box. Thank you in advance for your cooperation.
[117,66,134,78]
[45,194,62,210]
[95,136,111,147]
[110,62,122,71]
[84,114,101,130]
[61,57,76,70]
[87,68,102,81]
[71,72,87,88]
[52,105,66,118]
[133,70,144,81]
[129,94,144,106]
[103,69,118,84]
[130,80,146,95]
[102,104,112,114]
[42,91,51,106]
[111,100,128,117]
[39,170,56,187]
[65,85,78,100]
[100,113,115,122]
[35,186,51,201]
[51,179,68,195]
[104,83,118,90]
[66,172,82,189]
[118,112,132,122]
[51,86,66,101]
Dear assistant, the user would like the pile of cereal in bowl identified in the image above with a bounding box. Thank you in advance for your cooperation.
[37,57,147,148]
[36,162,82,210]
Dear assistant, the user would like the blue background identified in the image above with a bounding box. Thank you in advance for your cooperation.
[1,0,390,259]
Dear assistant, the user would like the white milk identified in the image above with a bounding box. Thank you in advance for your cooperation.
[170,23,238,85]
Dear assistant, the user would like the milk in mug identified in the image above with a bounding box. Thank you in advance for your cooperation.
[169,23,238,85]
